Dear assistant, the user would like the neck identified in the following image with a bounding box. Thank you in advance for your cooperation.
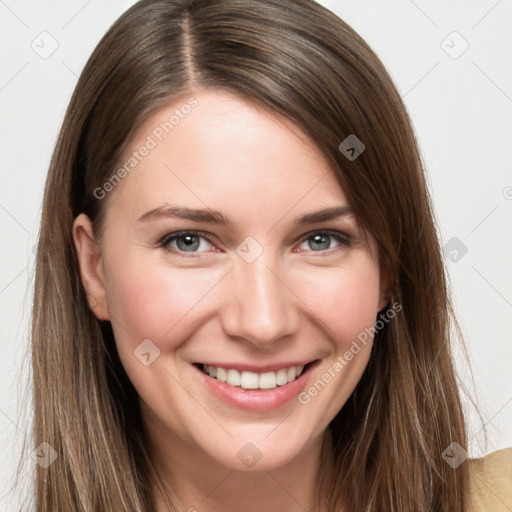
[148,424,333,512]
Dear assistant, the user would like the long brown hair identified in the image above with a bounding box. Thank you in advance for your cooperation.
[30,0,471,509]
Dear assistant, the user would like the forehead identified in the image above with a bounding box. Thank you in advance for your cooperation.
[108,90,348,222]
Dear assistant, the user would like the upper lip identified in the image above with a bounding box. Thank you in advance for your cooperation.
[194,360,317,373]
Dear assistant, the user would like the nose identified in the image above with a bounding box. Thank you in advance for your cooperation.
[220,256,301,349]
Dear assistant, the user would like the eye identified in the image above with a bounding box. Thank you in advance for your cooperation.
[159,231,215,253]
[297,231,351,252]
[158,229,351,255]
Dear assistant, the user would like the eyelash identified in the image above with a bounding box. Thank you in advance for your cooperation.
[157,230,352,256]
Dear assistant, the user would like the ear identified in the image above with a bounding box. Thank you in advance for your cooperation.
[377,262,392,312]
[72,213,110,321]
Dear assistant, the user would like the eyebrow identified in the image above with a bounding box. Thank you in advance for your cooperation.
[137,204,354,227]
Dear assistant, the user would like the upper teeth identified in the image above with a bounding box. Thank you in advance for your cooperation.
[202,364,305,390]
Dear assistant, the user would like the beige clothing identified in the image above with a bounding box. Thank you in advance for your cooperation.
[469,448,512,511]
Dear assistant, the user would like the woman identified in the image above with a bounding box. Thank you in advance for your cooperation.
[30,0,511,510]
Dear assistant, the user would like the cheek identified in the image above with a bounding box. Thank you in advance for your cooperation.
[103,254,226,353]
[296,260,381,346]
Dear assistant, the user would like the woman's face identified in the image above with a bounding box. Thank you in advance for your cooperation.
[74,90,389,472]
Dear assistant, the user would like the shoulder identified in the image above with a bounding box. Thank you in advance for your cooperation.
[468,447,512,511]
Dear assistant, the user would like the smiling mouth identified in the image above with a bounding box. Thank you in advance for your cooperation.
[194,361,317,391]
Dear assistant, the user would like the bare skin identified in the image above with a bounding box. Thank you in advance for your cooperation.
[73,90,389,511]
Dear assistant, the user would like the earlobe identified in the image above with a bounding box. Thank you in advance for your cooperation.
[377,263,392,312]
[72,213,110,321]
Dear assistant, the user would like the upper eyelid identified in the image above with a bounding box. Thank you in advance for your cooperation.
[160,230,216,245]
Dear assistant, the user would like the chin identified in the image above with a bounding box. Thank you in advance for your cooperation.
[200,422,321,472]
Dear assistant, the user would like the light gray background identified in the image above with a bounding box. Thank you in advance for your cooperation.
[1,0,511,507]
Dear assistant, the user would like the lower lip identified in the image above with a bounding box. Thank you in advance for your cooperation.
[193,364,313,412]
